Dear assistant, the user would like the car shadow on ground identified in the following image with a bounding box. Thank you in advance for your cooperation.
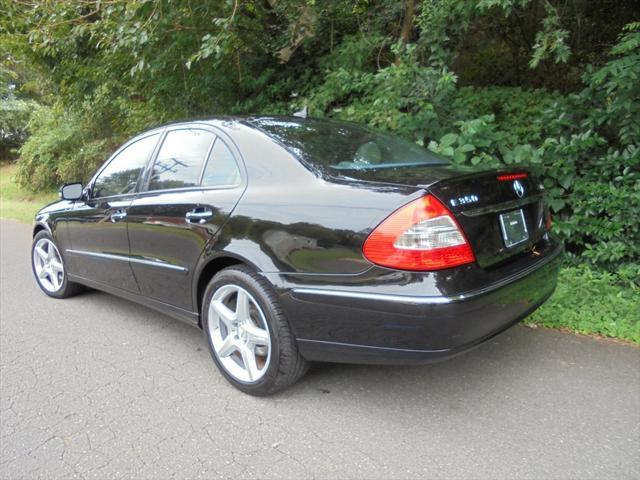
[290,328,536,396]
[72,287,549,401]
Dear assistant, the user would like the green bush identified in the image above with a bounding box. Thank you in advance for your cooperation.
[526,265,640,343]
[16,83,161,190]
[17,105,117,190]
[7,2,638,276]
[0,97,37,158]
[305,40,457,143]
[427,26,640,271]
[0,62,40,158]
[445,86,568,145]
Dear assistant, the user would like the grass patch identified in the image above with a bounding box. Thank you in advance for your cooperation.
[0,162,58,223]
[525,265,640,344]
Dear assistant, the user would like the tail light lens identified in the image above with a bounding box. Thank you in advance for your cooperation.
[363,195,476,271]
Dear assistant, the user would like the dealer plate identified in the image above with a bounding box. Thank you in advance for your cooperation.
[499,209,529,248]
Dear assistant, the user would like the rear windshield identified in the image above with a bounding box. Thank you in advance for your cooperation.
[250,117,449,171]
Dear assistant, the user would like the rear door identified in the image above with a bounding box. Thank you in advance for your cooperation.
[65,132,161,291]
[126,125,245,311]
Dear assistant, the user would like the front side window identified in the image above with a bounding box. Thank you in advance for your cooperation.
[148,129,215,191]
[93,134,159,198]
[201,139,241,187]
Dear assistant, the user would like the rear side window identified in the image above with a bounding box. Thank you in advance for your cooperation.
[93,133,159,198]
[201,139,241,187]
[148,129,215,191]
[252,117,449,172]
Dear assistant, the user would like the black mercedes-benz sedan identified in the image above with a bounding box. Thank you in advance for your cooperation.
[31,116,562,395]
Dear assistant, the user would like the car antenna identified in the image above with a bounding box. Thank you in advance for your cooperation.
[293,104,308,119]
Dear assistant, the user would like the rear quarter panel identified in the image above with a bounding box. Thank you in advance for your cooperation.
[204,123,423,275]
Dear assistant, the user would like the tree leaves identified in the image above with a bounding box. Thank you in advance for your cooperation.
[2,1,637,273]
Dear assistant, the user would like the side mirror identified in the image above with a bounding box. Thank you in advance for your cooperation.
[59,183,84,201]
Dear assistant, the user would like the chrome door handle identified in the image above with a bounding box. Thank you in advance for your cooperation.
[185,208,213,224]
[110,209,127,222]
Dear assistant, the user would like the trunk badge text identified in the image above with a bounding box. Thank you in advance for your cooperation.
[449,194,479,207]
[513,180,525,198]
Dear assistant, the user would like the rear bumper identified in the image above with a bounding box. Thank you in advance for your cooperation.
[283,242,562,365]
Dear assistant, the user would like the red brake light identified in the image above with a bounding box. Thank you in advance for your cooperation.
[363,195,476,271]
[497,173,528,181]
[545,210,553,230]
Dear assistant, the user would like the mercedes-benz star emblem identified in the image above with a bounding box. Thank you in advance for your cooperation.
[513,180,525,198]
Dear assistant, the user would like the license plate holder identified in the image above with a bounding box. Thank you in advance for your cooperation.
[499,209,529,248]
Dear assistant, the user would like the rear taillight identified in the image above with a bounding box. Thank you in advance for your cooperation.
[363,195,476,271]
[545,210,553,230]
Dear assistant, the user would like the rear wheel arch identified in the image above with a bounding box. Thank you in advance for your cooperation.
[195,255,255,324]
[201,263,309,395]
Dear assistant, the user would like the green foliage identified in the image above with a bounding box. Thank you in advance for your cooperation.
[428,114,506,166]
[581,22,640,147]
[0,96,36,157]
[474,0,572,69]
[0,57,42,158]
[428,26,640,270]
[525,265,640,344]
[2,0,638,275]
[17,105,117,190]
[447,86,568,144]
[558,146,639,269]
[306,41,457,142]
[528,2,571,68]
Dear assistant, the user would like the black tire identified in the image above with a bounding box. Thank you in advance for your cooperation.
[202,265,309,395]
[31,230,82,299]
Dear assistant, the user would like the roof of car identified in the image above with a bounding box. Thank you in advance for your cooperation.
[151,115,338,128]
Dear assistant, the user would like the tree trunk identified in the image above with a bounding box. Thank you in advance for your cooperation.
[400,0,415,44]
[396,0,415,64]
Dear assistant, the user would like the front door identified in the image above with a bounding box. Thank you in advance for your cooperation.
[65,132,161,292]
[126,127,245,311]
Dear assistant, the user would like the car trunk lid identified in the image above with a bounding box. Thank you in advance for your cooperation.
[329,164,549,269]
[426,169,547,268]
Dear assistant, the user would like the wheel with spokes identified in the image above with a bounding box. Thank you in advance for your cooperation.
[202,266,308,395]
[31,230,81,298]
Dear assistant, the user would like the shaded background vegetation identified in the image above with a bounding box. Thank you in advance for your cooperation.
[1,0,638,285]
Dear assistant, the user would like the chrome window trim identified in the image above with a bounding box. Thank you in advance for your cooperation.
[132,183,242,197]
[198,136,218,185]
[82,182,242,202]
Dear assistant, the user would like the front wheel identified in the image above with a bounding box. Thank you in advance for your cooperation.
[202,266,308,395]
[31,230,82,299]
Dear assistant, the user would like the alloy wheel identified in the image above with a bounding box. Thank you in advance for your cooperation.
[33,238,65,293]
[207,284,272,383]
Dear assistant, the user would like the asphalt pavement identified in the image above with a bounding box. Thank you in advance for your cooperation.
[1,219,639,479]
